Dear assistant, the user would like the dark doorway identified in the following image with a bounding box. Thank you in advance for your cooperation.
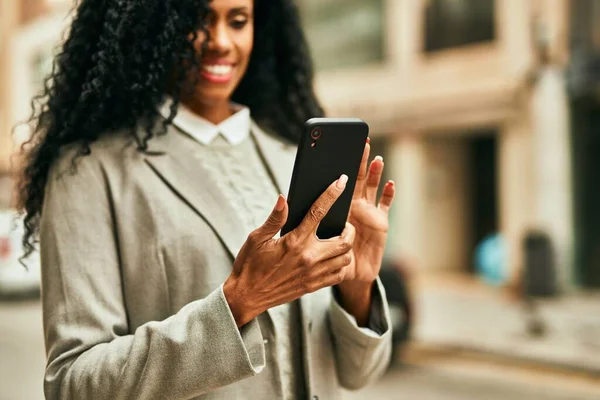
[571,96,600,288]
[468,133,499,273]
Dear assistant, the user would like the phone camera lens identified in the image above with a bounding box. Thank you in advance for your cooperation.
[310,128,323,140]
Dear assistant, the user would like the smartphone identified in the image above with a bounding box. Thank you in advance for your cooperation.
[281,118,369,239]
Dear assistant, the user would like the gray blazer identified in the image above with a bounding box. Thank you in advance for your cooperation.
[40,121,392,400]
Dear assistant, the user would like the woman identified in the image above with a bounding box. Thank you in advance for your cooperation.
[18,0,396,399]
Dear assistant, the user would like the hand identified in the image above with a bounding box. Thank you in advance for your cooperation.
[345,139,396,283]
[337,139,396,326]
[224,175,356,327]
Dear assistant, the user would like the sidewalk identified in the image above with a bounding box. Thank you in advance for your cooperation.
[411,272,600,374]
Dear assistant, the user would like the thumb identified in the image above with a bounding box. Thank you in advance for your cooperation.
[254,195,288,240]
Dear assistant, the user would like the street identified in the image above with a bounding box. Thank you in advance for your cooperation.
[2,299,600,400]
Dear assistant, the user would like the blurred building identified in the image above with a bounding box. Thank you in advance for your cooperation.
[300,0,600,292]
[0,0,72,207]
[1,0,599,290]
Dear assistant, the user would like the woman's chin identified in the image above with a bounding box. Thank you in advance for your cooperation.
[192,90,234,107]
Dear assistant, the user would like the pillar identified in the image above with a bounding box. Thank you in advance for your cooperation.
[386,133,427,268]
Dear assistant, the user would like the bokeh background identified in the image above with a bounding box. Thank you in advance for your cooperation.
[1,0,600,399]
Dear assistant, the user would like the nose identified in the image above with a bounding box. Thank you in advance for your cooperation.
[207,21,232,54]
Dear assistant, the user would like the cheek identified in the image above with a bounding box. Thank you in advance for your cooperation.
[239,31,254,66]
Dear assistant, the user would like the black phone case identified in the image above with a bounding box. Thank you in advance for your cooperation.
[282,118,369,239]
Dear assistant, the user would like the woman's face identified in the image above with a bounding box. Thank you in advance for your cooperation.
[191,0,254,107]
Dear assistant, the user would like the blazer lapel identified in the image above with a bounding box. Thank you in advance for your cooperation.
[250,121,296,196]
[143,122,299,261]
[143,127,247,260]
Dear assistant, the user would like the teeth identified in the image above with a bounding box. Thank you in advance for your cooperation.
[202,65,232,76]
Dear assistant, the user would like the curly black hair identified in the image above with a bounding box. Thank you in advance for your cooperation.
[17,0,324,259]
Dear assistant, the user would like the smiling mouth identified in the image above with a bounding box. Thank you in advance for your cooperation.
[201,64,233,76]
[200,64,234,83]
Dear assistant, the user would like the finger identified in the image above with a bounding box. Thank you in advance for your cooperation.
[323,266,350,288]
[252,194,288,242]
[304,265,350,294]
[313,222,356,262]
[294,175,348,239]
[309,252,353,280]
[365,156,384,204]
[378,181,396,215]
[353,139,371,198]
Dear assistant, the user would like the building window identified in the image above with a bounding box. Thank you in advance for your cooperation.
[32,47,54,90]
[568,0,600,97]
[570,0,600,52]
[11,47,55,148]
[298,0,385,70]
[424,0,495,52]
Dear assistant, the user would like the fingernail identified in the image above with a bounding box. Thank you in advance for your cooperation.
[275,195,285,211]
[337,174,348,189]
[375,155,383,162]
[366,137,371,144]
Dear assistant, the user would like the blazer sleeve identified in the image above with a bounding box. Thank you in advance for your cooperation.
[328,278,393,390]
[40,153,266,400]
